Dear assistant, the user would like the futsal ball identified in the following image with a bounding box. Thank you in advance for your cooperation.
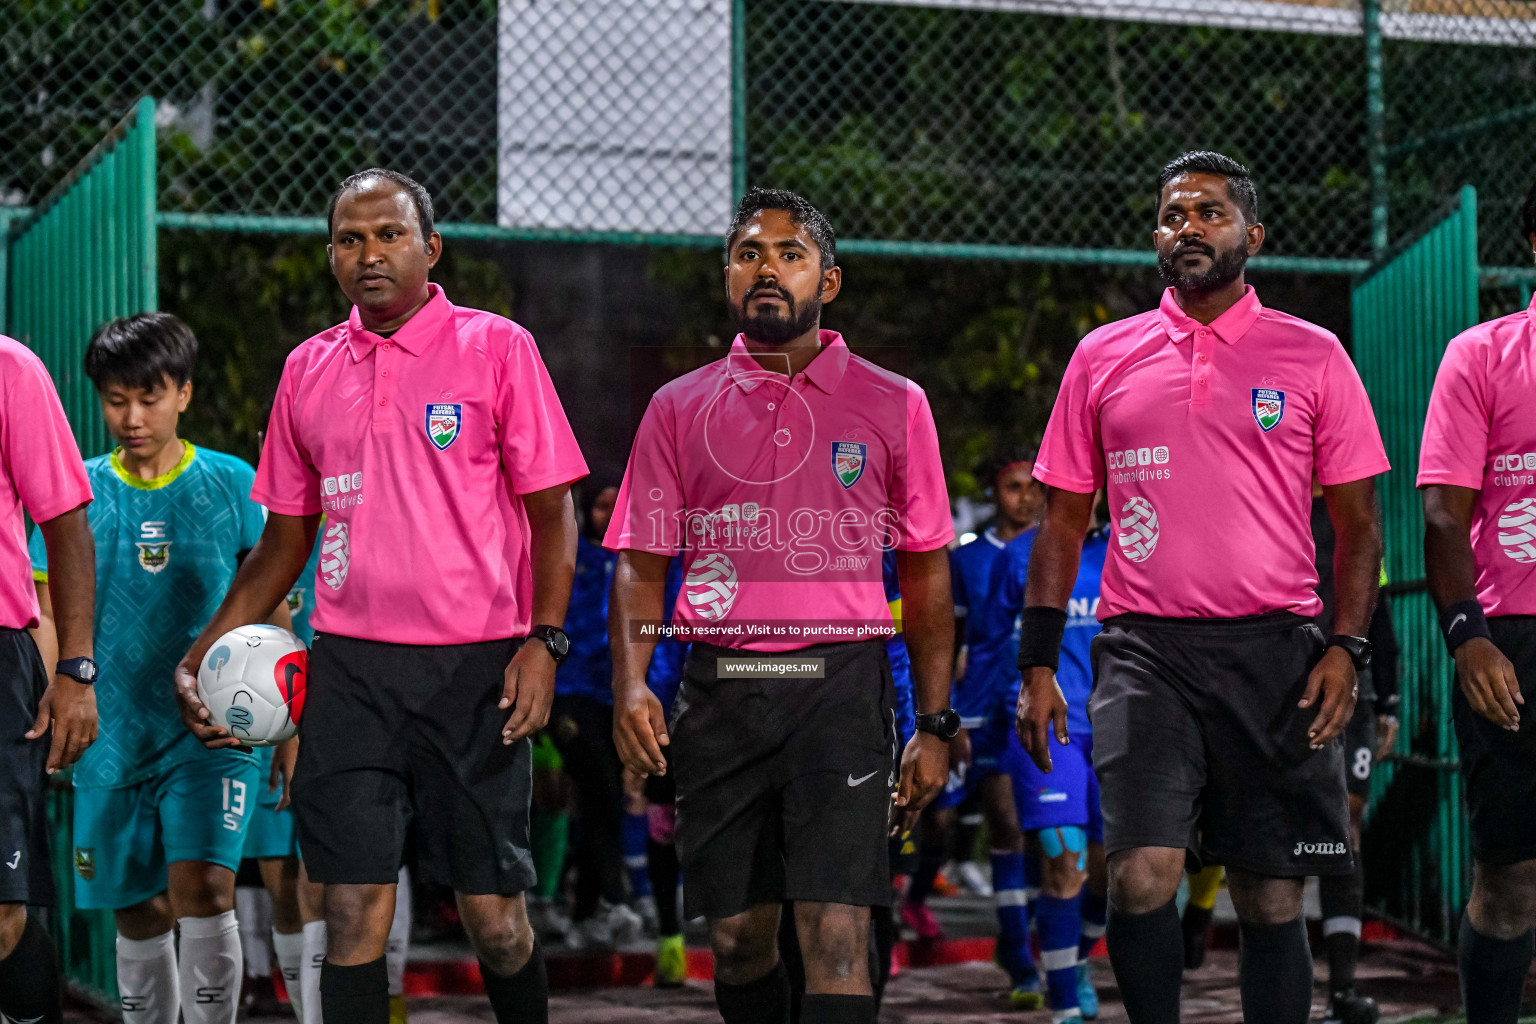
[196,624,308,747]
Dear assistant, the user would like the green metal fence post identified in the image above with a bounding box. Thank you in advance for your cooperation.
[1364,0,1388,259]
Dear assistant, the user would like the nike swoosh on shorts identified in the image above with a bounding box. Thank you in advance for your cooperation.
[847,771,878,787]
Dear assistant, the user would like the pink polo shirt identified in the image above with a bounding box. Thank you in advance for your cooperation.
[1418,295,1536,616]
[253,286,588,645]
[1035,287,1389,620]
[2,336,92,629]
[604,332,953,652]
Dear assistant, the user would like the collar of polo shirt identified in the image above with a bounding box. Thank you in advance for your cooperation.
[344,283,453,360]
[724,329,850,395]
[1157,285,1262,347]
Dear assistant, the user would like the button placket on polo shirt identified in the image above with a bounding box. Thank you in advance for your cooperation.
[372,341,397,433]
[1190,327,1215,410]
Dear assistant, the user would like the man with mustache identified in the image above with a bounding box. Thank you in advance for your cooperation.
[174,168,587,1024]
[1016,151,1388,1023]
[606,187,956,1024]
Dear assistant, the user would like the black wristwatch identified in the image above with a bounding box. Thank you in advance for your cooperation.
[528,625,570,665]
[56,657,98,685]
[1327,635,1373,672]
[914,709,962,741]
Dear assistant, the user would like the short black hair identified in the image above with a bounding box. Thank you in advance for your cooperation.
[84,312,198,392]
[1157,150,1259,225]
[327,168,435,239]
[1521,177,1536,242]
[985,447,1039,493]
[724,187,836,270]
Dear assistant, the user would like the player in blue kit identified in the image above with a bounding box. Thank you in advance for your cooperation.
[975,518,1110,1021]
[29,314,287,1024]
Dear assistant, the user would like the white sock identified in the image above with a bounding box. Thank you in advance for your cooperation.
[272,930,305,1018]
[301,920,326,1024]
[178,911,243,1024]
[116,930,179,1024]
[386,867,412,997]
[236,887,272,978]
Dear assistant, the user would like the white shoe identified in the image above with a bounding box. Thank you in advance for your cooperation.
[531,901,573,943]
[633,895,660,937]
[955,860,992,897]
[606,900,646,946]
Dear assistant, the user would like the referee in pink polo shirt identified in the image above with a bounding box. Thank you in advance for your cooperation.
[0,336,98,1024]
[605,188,956,1024]
[1016,152,1388,1024]
[175,169,587,1024]
[1420,179,1536,1024]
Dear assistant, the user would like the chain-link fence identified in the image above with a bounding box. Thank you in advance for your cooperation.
[5,1,1535,266]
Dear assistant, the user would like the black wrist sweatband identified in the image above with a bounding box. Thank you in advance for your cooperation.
[1017,606,1068,672]
[1440,599,1493,656]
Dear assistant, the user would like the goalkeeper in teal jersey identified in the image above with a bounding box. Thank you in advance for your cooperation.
[30,314,288,1024]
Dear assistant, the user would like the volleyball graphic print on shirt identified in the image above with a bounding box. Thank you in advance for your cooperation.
[320,520,350,590]
[1117,496,1160,563]
[684,552,739,621]
[1497,498,1536,563]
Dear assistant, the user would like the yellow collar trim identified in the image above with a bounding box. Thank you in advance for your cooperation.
[111,441,196,491]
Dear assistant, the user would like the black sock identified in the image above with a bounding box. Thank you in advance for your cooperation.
[715,961,790,1024]
[906,844,945,905]
[1181,904,1214,970]
[1106,900,1182,1024]
[0,914,61,1024]
[870,904,896,1010]
[1459,915,1533,1023]
[479,940,548,1024]
[1238,916,1313,1024]
[801,993,875,1024]
[321,957,389,1024]
[647,838,681,936]
[1319,862,1364,992]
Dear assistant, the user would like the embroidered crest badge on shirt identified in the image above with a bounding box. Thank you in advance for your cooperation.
[1252,388,1285,432]
[832,441,867,488]
[426,403,462,450]
[136,542,171,574]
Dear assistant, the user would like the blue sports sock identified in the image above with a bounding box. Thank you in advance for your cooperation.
[990,850,1034,982]
[1036,892,1083,1012]
[1079,889,1107,961]
[1023,852,1043,932]
[622,812,651,899]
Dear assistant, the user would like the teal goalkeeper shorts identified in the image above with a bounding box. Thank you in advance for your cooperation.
[242,748,298,860]
[72,754,261,910]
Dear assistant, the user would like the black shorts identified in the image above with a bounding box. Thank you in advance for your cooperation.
[1455,616,1536,866]
[671,641,898,919]
[293,634,535,895]
[1089,612,1353,878]
[1343,682,1378,801]
[0,630,53,905]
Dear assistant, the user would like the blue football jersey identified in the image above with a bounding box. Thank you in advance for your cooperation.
[882,549,915,739]
[646,556,688,715]
[949,528,1008,726]
[557,535,616,704]
[285,530,324,645]
[969,526,1107,738]
[30,444,263,789]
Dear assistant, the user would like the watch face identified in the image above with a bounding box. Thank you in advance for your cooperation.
[551,632,570,656]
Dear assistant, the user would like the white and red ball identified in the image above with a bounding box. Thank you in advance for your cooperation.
[196,624,308,747]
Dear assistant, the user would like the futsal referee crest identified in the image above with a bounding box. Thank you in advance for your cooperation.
[426,403,462,450]
[832,441,867,488]
[1251,388,1285,432]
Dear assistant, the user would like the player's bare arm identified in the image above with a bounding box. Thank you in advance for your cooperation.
[263,597,299,808]
[1016,486,1094,772]
[500,483,577,744]
[1425,483,1520,729]
[609,548,671,776]
[30,505,97,772]
[1300,478,1382,748]
[894,546,956,829]
[174,511,318,748]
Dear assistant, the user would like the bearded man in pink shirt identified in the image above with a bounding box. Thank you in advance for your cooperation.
[605,188,957,1024]
[1016,152,1388,1024]
[175,169,587,1024]
[1420,180,1536,1024]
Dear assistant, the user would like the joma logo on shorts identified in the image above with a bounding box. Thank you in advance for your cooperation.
[1294,841,1348,856]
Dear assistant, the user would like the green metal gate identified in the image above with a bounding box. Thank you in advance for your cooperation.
[1354,186,1481,945]
[7,95,158,459]
[4,96,159,1006]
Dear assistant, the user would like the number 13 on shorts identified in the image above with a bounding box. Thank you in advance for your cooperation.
[222,776,248,831]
